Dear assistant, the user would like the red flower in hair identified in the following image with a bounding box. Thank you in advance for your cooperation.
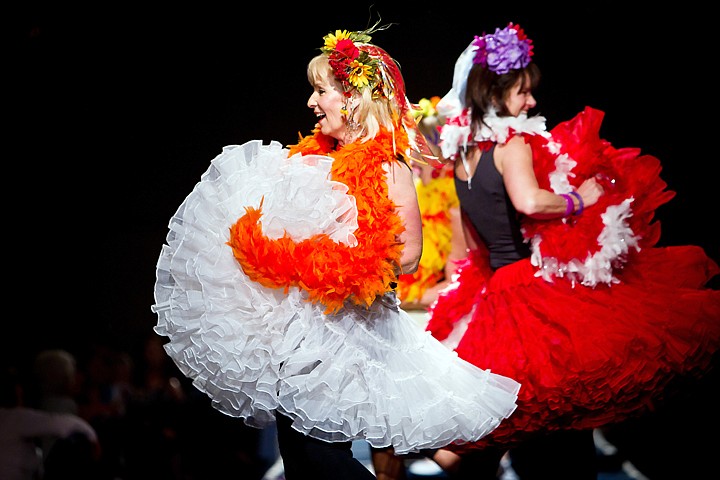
[335,39,359,60]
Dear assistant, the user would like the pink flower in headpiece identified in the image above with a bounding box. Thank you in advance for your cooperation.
[472,23,534,75]
[472,35,488,67]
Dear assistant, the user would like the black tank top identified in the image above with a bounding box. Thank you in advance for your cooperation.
[454,145,530,270]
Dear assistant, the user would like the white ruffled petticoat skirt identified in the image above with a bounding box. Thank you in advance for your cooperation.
[151,140,520,454]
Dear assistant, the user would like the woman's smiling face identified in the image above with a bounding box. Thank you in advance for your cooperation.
[307,72,349,145]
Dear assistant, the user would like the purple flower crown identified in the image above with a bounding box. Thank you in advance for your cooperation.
[472,23,534,75]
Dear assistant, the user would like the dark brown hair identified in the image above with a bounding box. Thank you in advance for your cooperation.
[465,62,541,130]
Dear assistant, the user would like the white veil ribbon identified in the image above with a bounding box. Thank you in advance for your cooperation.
[436,41,478,118]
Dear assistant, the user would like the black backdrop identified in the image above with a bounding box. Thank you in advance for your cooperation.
[12,2,716,368]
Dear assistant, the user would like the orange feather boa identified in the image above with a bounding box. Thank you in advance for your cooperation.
[227,128,409,314]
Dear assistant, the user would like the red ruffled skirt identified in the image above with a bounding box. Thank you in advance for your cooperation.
[427,107,720,449]
[429,246,720,448]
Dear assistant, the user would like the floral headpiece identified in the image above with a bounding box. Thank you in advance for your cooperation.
[435,23,544,160]
[320,23,407,111]
[320,24,442,166]
[472,23,533,75]
[322,29,376,91]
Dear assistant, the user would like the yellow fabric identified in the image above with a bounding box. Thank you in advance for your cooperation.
[397,171,459,303]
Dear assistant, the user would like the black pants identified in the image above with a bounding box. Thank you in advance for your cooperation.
[510,429,597,480]
[276,413,375,480]
[446,429,597,480]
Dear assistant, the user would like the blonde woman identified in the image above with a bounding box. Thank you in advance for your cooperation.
[152,23,520,480]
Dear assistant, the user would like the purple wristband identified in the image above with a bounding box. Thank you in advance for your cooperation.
[568,191,584,215]
[560,194,574,217]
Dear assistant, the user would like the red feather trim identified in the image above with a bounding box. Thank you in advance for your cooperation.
[522,107,675,279]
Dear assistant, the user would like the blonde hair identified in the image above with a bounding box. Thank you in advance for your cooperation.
[307,54,400,143]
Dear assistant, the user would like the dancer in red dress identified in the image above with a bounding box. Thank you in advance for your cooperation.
[425,22,720,479]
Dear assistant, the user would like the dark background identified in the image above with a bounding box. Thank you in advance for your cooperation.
[11,2,716,369]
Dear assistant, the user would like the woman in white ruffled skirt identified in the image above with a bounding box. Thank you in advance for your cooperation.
[151,23,520,480]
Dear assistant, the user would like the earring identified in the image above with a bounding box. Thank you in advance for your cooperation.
[343,99,360,135]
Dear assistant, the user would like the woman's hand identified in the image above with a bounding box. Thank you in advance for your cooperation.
[576,176,604,209]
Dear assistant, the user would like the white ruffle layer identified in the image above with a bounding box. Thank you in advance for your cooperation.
[152,140,520,454]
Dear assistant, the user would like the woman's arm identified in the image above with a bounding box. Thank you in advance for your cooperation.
[498,136,602,218]
[386,160,423,275]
